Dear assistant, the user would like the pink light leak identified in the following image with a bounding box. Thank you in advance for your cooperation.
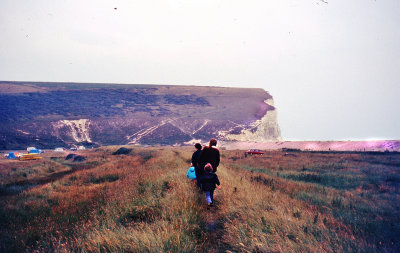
[222,140,400,152]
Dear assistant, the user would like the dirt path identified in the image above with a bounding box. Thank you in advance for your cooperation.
[200,166,235,253]
[203,206,230,252]
[0,163,94,197]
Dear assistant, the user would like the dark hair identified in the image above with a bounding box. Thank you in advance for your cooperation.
[194,143,202,150]
[204,163,213,172]
[209,138,217,147]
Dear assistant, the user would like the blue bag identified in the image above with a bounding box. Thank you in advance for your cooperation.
[186,166,196,180]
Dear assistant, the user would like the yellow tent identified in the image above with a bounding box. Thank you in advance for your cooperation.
[19,153,42,161]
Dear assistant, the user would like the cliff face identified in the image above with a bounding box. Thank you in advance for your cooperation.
[52,119,92,143]
[223,98,281,142]
[0,82,281,149]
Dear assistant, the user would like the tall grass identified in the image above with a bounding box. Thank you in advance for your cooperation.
[223,150,400,252]
[0,147,208,252]
[1,148,399,252]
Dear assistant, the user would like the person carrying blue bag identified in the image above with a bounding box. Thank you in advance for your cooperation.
[190,143,203,188]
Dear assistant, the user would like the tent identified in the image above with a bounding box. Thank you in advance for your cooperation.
[7,152,16,159]
[29,149,40,154]
[20,153,42,161]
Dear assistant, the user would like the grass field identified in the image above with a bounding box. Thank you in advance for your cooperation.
[1,147,399,252]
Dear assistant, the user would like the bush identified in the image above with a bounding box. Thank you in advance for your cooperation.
[65,154,77,160]
[73,156,86,162]
[112,147,132,155]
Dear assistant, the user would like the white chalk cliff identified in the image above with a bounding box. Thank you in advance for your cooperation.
[52,119,92,143]
[224,99,282,142]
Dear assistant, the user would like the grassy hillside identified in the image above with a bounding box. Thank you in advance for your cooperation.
[0,82,270,123]
[1,147,399,252]
[0,82,280,149]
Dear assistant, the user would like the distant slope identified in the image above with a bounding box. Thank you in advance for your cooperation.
[0,81,281,149]
[223,140,400,152]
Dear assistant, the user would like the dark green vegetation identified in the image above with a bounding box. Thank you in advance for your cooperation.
[112,147,132,155]
[1,148,399,252]
[0,88,209,122]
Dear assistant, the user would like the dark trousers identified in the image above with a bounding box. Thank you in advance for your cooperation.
[194,166,203,188]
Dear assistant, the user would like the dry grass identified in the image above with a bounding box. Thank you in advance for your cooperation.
[1,147,399,252]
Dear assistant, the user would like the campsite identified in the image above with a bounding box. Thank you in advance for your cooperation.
[1,146,399,252]
[4,147,43,161]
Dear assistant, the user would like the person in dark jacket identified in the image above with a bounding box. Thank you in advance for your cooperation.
[200,163,220,208]
[191,143,203,188]
[198,138,220,172]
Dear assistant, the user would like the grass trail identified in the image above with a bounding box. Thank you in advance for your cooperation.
[199,163,271,252]
[198,165,231,252]
[1,148,399,252]
[206,162,356,252]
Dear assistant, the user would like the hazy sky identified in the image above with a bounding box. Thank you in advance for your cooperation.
[1,0,399,141]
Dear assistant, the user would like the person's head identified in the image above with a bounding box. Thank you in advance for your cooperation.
[204,163,213,172]
[209,138,217,147]
[194,143,202,150]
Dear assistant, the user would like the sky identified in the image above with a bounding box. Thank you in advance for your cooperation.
[1,0,399,141]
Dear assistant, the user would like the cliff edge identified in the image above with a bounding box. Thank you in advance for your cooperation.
[0,82,281,149]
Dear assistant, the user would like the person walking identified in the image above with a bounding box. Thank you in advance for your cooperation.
[198,138,220,172]
[191,143,203,188]
[200,163,220,208]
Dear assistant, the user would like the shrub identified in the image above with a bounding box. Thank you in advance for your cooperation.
[65,154,77,160]
[112,147,132,155]
[73,155,86,162]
